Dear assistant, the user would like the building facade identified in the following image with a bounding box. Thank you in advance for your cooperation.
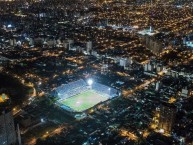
[158,103,176,135]
[0,111,16,145]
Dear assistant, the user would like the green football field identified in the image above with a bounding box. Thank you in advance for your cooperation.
[60,90,109,112]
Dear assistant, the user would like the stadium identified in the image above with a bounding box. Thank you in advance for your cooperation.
[54,79,119,113]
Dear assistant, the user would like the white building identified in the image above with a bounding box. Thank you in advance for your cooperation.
[91,50,99,57]
[147,63,152,71]
[119,58,128,67]
[185,40,193,48]
[86,41,92,53]
[63,42,68,49]
[9,38,16,46]
[155,81,160,91]
[29,38,34,46]
[68,39,74,50]
[181,88,189,97]
[183,35,193,48]
[101,63,108,74]
[156,65,163,72]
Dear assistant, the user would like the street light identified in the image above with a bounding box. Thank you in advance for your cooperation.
[159,129,164,134]
[38,81,42,85]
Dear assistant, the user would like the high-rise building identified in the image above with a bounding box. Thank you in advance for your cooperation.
[101,62,108,74]
[67,39,74,50]
[86,41,92,54]
[0,94,17,145]
[158,103,176,135]
[183,34,193,48]
[155,81,160,91]
[119,58,128,68]
[9,38,17,47]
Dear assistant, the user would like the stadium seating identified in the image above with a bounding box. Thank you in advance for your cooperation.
[56,79,88,100]
[92,82,118,98]
[55,79,118,101]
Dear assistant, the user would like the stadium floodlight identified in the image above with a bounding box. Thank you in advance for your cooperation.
[87,79,93,86]
[41,118,44,122]
[7,24,12,28]
[108,88,111,95]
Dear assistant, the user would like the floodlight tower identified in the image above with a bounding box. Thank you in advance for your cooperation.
[87,79,93,89]
[108,88,111,96]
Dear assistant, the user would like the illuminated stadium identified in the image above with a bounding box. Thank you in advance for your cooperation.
[54,79,119,112]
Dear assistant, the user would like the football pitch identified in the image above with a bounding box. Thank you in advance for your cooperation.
[60,90,109,112]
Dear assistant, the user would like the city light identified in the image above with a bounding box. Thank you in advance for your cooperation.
[0,0,193,145]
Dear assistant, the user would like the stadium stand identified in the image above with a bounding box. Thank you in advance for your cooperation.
[55,79,88,100]
[92,82,118,98]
